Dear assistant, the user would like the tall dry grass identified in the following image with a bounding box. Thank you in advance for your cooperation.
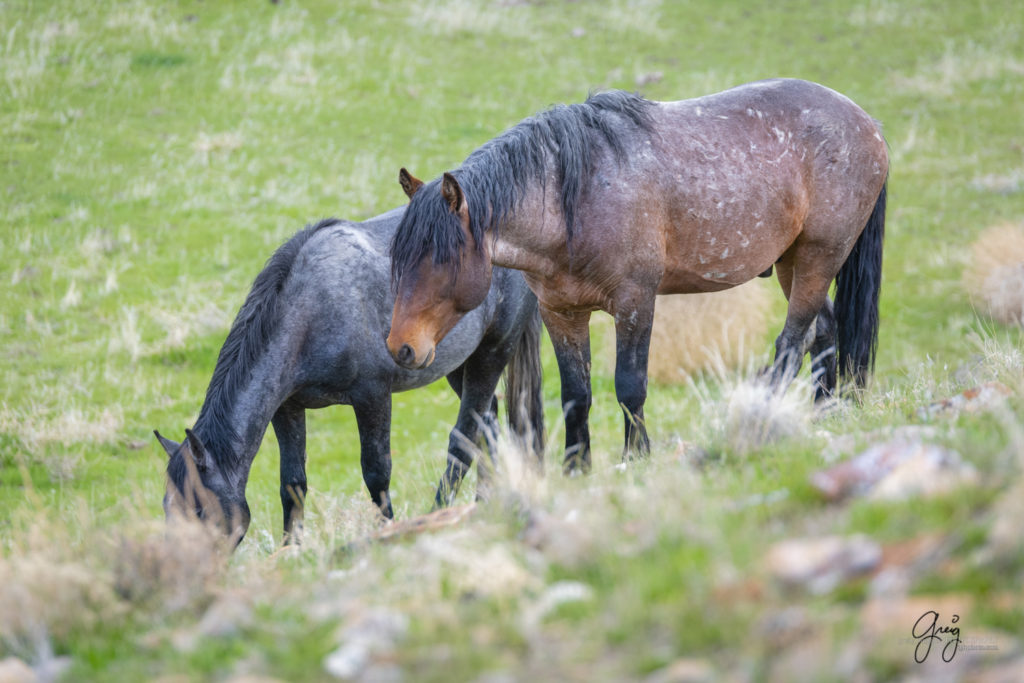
[0,508,229,661]
[963,222,1024,326]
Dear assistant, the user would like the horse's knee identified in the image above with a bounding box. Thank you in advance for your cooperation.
[281,481,307,506]
[615,370,648,411]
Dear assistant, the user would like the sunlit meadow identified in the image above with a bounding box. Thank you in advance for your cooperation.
[2,0,1023,680]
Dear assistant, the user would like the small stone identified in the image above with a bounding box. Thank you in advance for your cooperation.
[0,658,36,683]
[644,657,716,683]
[970,655,1024,683]
[765,534,881,594]
[918,381,1012,419]
[811,440,976,502]
[323,608,408,680]
[870,447,978,501]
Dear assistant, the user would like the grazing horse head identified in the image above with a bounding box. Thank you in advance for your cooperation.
[387,169,493,369]
[155,429,251,544]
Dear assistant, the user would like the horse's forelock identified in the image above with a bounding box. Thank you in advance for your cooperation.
[390,183,468,286]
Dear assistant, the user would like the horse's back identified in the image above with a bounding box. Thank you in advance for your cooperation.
[284,210,529,398]
[642,79,887,293]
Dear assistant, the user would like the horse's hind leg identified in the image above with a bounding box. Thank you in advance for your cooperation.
[352,393,394,520]
[808,299,837,401]
[771,250,836,393]
[610,291,656,460]
[272,401,307,545]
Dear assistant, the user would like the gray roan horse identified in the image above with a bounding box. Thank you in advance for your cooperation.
[155,208,543,544]
[388,79,887,473]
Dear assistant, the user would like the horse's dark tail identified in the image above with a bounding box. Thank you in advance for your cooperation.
[504,305,545,470]
[835,179,886,389]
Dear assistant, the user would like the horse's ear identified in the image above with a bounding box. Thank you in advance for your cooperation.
[399,167,424,199]
[184,428,210,472]
[441,172,464,214]
[154,430,180,459]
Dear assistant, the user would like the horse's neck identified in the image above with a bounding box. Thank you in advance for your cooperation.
[488,180,566,278]
[195,346,296,485]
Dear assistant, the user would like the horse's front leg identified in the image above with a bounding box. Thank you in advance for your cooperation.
[540,307,593,475]
[434,355,503,509]
[272,401,307,545]
[353,392,394,520]
[610,293,655,460]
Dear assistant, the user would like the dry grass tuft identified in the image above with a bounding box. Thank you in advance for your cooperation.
[688,361,816,456]
[0,510,236,664]
[630,281,774,384]
[0,554,122,649]
[111,519,230,613]
[0,510,124,652]
[408,0,529,37]
[963,222,1024,326]
[0,405,123,450]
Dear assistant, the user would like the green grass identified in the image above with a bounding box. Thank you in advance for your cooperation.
[2,0,1024,679]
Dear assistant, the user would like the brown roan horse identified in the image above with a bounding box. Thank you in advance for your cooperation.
[388,79,888,473]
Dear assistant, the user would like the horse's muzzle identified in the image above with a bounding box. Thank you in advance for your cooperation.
[389,339,436,370]
[396,343,416,367]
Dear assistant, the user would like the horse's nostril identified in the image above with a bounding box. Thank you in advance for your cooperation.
[397,344,414,366]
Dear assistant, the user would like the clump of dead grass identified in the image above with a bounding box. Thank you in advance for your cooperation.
[0,508,232,660]
[963,222,1024,326]
[111,519,231,613]
[688,359,817,457]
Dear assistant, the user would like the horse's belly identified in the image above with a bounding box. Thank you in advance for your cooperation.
[659,213,796,293]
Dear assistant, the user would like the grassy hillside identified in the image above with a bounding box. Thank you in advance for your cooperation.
[2,0,1023,680]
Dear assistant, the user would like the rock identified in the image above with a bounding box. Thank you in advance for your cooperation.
[811,441,976,502]
[918,381,1012,419]
[644,657,716,683]
[870,533,949,596]
[756,606,811,649]
[0,658,36,683]
[323,608,408,680]
[765,631,852,683]
[969,656,1024,683]
[764,534,881,594]
[820,425,938,464]
[985,480,1024,563]
[870,447,979,501]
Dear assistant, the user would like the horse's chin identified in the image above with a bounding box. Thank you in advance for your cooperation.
[418,346,436,369]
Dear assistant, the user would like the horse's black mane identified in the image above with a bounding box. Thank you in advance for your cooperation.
[391,90,654,283]
[171,218,342,477]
